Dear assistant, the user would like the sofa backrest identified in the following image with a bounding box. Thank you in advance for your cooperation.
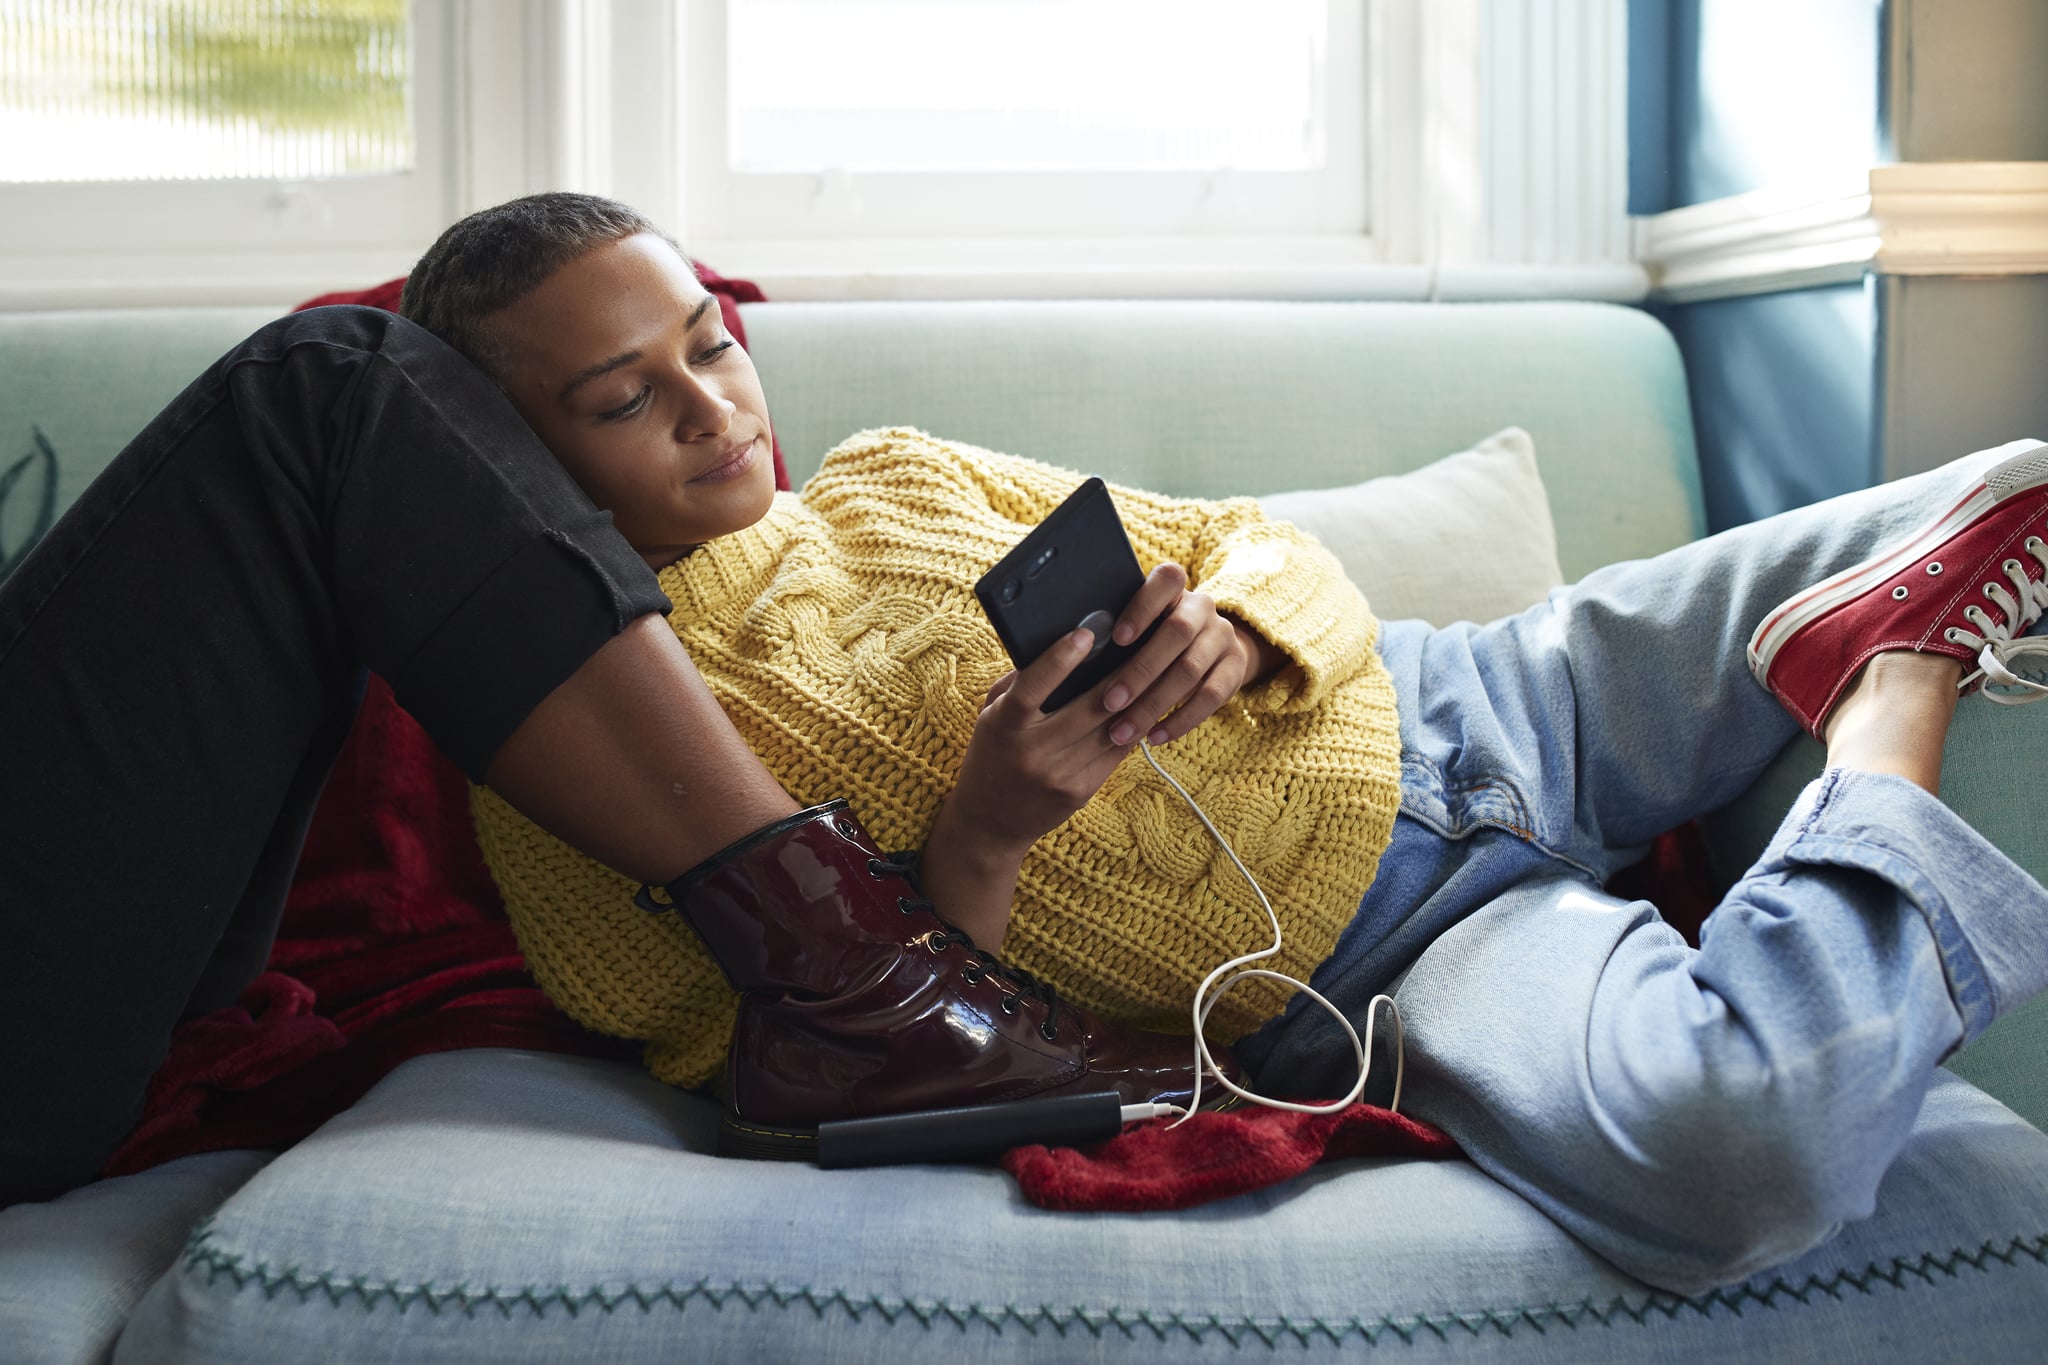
[742,300,1704,582]
[1,300,1702,583]
[0,307,281,558]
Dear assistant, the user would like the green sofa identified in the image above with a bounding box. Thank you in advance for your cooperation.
[1,299,2043,1362]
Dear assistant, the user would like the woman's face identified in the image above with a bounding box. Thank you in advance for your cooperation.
[488,232,778,569]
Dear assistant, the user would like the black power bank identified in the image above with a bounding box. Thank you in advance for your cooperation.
[974,477,1155,713]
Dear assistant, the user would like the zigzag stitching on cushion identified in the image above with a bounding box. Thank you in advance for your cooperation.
[176,1219,2048,1347]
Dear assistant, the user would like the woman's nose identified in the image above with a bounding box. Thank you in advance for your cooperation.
[672,372,736,441]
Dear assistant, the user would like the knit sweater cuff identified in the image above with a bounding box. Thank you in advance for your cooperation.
[1196,520,1378,713]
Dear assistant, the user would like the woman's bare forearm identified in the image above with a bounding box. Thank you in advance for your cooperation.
[918,796,1033,952]
[919,618,1280,950]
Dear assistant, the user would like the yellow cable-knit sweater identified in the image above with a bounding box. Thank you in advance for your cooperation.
[472,428,1404,1087]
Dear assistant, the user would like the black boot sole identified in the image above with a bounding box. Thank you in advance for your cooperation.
[717,1112,819,1161]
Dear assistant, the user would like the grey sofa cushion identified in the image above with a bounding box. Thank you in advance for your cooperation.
[117,1050,2048,1363]
[1258,427,1566,627]
[0,1150,271,1365]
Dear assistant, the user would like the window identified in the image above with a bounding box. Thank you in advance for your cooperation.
[2,0,414,183]
[674,0,1635,300]
[0,0,1636,306]
[691,0,1368,241]
[0,0,458,307]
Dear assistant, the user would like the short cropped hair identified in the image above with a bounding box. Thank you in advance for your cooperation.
[399,192,686,377]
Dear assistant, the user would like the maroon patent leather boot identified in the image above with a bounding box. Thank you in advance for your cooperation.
[636,799,1236,1159]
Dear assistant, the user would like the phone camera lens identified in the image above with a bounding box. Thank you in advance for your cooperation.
[999,578,1022,605]
[1027,546,1058,579]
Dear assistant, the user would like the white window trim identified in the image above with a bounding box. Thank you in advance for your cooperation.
[681,0,1371,244]
[0,0,467,309]
[1,0,1642,308]
[1634,161,2048,305]
[0,0,654,311]
[664,0,1641,301]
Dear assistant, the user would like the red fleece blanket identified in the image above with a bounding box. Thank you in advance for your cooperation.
[1006,1101,1461,1211]
[105,272,1719,1207]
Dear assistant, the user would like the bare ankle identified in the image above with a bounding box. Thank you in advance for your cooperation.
[1823,650,1960,794]
[1827,651,1963,732]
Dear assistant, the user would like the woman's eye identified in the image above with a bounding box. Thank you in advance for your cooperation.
[599,387,650,422]
[694,338,736,366]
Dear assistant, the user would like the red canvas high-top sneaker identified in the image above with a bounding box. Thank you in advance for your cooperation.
[1749,438,2048,740]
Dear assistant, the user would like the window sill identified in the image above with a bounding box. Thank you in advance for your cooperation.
[0,247,420,312]
[1633,162,2048,305]
[1,239,1653,311]
[685,237,1647,303]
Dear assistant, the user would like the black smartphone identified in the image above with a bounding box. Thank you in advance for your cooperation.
[974,477,1156,713]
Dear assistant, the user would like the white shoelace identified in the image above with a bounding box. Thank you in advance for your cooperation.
[1952,535,2048,704]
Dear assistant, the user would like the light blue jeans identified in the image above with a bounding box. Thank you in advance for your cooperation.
[1238,445,2048,1295]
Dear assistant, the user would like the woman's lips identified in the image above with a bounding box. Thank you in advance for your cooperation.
[691,437,758,484]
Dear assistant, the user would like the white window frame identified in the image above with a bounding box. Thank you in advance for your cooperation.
[683,0,1371,243]
[0,0,1642,308]
[658,0,1641,301]
[0,0,485,309]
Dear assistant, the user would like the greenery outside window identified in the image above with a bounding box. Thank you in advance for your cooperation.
[1,0,413,183]
[0,0,457,308]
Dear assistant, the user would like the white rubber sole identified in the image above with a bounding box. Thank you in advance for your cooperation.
[1747,438,2048,679]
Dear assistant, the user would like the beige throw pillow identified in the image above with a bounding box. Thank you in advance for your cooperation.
[1257,427,1564,627]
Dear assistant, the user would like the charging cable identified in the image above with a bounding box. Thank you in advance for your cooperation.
[1134,738,1403,1127]
[806,739,1400,1167]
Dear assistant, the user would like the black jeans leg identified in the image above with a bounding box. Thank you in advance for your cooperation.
[0,306,670,1206]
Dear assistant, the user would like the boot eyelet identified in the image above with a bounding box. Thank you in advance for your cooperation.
[2027,537,2044,552]
[2004,559,2023,575]
[1891,586,1909,600]
[834,816,859,839]
[1946,627,1968,643]
[1038,1021,1058,1042]
[868,857,886,877]
[962,964,983,985]
[1926,561,1943,575]
[999,997,1019,1016]
[1985,584,2000,598]
[897,896,918,915]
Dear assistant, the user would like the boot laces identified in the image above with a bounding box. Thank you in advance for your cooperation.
[1947,534,2048,705]
[868,856,1062,1039]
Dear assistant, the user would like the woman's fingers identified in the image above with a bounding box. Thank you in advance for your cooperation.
[1101,565,1189,712]
[999,627,1102,718]
[1143,652,1241,744]
[1108,562,1187,651]
[1103,590,1234,735]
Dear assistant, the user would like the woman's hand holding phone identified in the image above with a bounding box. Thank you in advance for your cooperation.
[1092,562,1281,747]
[929,474,1290,946]
[948,619,1138,857]
[921,564,1269,949]
[920,620,1136,949]
[947,561,1273,848]
[926,560,1282,948]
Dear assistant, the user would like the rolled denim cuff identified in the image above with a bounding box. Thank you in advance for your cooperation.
[1763,767,2048,1041]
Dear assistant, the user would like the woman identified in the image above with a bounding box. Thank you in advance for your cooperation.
[4,193,2043,1297]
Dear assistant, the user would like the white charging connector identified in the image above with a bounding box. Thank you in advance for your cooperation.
[1134,738,1403,1127]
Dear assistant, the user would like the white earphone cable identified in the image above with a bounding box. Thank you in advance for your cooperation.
[1133,738,1402,1127]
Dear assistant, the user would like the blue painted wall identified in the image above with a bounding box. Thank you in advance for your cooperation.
[1653,283,1876,531]
[1631,0,1883,529]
